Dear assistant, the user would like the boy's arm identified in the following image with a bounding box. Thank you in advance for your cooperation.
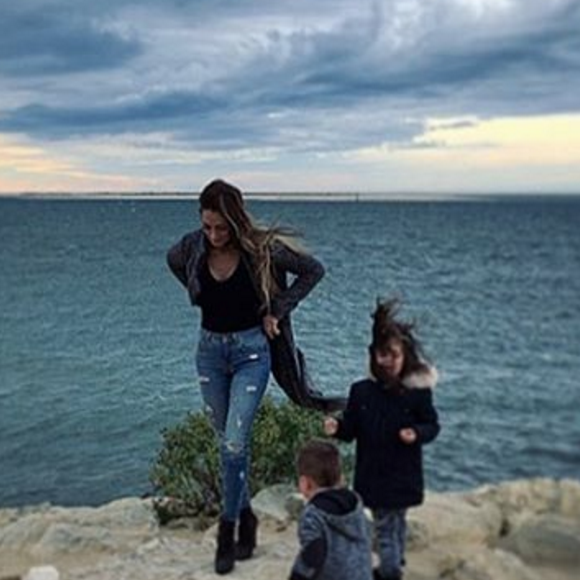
[289,509,328,580]
[411,390,440,444]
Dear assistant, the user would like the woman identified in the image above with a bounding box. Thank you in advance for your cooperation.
[167,179,325,574]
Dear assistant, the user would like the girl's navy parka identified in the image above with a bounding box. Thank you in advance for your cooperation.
[334,369,440,510]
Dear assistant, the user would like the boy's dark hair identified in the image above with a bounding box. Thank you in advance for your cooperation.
[297,440,342,488]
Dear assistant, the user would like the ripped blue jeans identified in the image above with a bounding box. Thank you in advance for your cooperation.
[196,326,270,521]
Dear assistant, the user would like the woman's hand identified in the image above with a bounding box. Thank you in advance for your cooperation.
[399,428,417,444]
[324,417,339,436]
[263,315,280,339]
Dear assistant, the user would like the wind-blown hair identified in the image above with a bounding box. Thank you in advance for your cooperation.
[369,298,430,380]
[198,179,299,311]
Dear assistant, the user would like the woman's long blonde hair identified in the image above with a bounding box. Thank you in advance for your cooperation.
[199,179,301,312]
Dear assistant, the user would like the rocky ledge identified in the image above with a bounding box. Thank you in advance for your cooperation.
[1,478,579,580]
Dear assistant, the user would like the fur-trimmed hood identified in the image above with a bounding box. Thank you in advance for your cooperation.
[402,365,439,390]
[369,364,439,390]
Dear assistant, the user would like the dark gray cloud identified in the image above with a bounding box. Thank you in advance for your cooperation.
[246,0,580,114]
[0,91,224,135]
[0,4,142,76]
[0,0,579,152]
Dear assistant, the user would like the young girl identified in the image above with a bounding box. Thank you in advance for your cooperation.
[324,299,440,580]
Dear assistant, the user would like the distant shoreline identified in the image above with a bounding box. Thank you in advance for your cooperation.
[1,191,579,202]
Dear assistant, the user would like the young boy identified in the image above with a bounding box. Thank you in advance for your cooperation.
[289,440,373,580]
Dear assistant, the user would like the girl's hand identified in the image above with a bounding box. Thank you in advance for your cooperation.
[399,428,417,444]
[263,315,280,339]
[324,417,339,436]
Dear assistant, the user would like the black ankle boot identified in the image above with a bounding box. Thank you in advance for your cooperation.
[236,507,258,560]
[373,569,402,580]
[215,518,236,575]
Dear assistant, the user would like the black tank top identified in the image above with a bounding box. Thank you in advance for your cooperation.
[198,257,262,332]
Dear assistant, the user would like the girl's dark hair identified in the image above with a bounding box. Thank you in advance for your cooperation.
[369,298,429,378]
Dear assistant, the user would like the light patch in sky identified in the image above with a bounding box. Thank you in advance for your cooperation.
[0,135,79,178]
[413,114,580,168]
[0,135,151,193]
[342,114,580,193]
[457,0,514,17]
[351,114,580,166]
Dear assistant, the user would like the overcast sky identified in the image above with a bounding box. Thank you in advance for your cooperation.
[1,0,579,195]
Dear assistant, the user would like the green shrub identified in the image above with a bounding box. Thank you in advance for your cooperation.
[150,408,222,523]
[150,396,326,520]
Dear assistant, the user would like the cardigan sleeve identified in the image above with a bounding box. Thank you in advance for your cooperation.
[269,242,325,320]
[166,234,191,287]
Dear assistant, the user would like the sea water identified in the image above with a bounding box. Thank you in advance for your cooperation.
[0,195,579,507]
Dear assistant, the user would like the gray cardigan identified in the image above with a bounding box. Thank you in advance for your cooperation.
[167,230,346,411]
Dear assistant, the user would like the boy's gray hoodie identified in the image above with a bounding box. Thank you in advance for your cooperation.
[290,488,373,580]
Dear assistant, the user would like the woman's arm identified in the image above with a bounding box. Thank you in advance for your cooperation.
[269,242,325,320]
[166,232,198,288]
[167,236,189,286]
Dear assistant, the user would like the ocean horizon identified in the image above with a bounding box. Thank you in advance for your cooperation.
[2,191,580,202]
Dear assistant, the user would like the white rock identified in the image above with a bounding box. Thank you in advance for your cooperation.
[499,514,580,566]
[445,549,541,580]
[408,490,503,547]
[23,565,60,580]
[0,513,50,549]
[472,478,576,528]
[558,479,580,518]
[2,480,579,580]
[252,484,295,523]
